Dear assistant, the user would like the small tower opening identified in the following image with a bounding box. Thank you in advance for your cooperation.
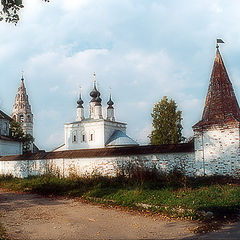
[19,115,24,122]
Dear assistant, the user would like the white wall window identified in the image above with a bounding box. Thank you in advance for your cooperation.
[89,131,95,142]
[72,131,77,143]
[90,134,93,141]
[81,131,86,142]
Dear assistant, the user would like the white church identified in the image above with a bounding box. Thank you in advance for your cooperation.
[54,74,138,151]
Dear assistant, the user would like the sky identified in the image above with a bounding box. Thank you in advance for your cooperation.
[1,0,240,151]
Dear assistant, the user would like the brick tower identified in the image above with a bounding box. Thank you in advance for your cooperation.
[12,75,33,137]
[193,44,240,175]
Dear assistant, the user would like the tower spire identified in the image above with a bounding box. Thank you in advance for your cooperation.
[193,44,240,128]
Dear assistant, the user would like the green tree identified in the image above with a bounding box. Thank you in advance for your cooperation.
[10,120,34,153]
[0,0,49,24]
[149,96,183,145]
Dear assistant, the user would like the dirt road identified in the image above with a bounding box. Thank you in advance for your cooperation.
[0,188,198,240]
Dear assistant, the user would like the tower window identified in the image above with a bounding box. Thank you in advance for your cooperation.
[20,115,24,122]
[27,115,31,122]
[73,135,77,142]
[82,134,85,142]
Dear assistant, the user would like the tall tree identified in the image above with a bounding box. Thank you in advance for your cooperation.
[10,120,34,153]
[0,0,49,24]
[149,96,183,145]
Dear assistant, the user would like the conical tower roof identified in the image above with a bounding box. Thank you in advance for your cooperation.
[193,46,240,129]
[12,76,32,115]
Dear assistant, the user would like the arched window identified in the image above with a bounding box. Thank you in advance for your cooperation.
[89,131,95,142]
[20,115,24,122]
[82,134,85,142]
[72,131,77,143]
[27,115,31,122]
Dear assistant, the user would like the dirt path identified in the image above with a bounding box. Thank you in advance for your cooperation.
[0,188,198,240]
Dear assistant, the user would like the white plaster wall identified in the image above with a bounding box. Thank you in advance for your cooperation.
[0,152,195,178]
[65,121,105,149]
[0,140,22,156]
[194,127,240,176]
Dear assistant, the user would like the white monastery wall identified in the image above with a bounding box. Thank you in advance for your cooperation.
[194,126,240,176]
[0,152,195,178]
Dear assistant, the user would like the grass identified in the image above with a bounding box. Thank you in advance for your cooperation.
[0,173,240,223]
[0,223,7,240]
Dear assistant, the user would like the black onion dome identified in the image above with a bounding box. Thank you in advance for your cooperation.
[77,94,84,108]
[90,83,100,98]
[107,95,114,108]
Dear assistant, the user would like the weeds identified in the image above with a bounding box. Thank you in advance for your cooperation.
[0,172,240,222]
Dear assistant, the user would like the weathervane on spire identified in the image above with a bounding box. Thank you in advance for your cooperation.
[21,70,24,81]
[216,38,224,49]
[78,85,82,97]
[93,72,96,84]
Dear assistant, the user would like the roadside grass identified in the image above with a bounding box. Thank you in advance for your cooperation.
[0,173,240,224]
[0,223,7,240]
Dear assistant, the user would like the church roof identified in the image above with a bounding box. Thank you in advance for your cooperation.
[193,46,240,129]
[106,130,138,147]
[0,109,12,121]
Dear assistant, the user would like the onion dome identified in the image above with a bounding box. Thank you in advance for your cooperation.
[107,95,114,108]
[77,94,84,108]
[90,73,100,101]
[90,83,99,99]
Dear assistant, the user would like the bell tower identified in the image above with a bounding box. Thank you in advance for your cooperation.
[12,75,33,137]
